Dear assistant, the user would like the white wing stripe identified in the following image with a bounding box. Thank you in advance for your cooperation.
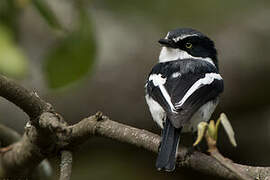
[149,74,177,113]
[159,85,177,113]
[175,73,222,107]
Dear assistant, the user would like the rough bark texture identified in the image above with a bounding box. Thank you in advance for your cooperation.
[0,74,270,179]
[0,76,52,121]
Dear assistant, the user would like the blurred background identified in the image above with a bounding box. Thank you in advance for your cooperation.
[1,0,270,179]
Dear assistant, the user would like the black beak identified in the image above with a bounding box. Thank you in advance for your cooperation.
[158,38,176,48]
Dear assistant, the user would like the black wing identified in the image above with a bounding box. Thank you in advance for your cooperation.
[146,59,224,128]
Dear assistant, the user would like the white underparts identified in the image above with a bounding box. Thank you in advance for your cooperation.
[148,74,176,113]
[175,73,222,107]
[182,99,218,132]
[145,95,165,129]
[159,47,215,66]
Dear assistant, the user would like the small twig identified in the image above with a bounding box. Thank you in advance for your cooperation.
[210,149,254,180]
[207,135,253,180]
[59,150,73,180]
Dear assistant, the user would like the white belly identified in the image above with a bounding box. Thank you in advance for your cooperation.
[182,99,218,132]
[145,95,165,129]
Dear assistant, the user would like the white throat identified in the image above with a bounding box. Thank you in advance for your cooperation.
[159,47,215,66]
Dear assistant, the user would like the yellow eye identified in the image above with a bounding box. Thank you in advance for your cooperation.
[185,42,192,49]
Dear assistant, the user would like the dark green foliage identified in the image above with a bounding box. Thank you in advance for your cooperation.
[0,0,19,35]
[44,11,96,89]
[0,0,96,87]
[32,0,62,30]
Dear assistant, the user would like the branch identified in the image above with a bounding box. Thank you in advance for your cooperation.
[0,75,64,177]
[65,113,270,180]
[0,76,52,120]
[0,124,52,179]
[0,112,67,177]
[206,137,252,180]
[1,75,270,179]
[59,151,73,180]
[0,124,21,146]
[65,112,159,152]
[210,149,252,180]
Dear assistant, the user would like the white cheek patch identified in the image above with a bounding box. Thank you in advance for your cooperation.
[175,73,222,107]
[159,47,215,66]
[159,47,181,62]
[149,74,177,113]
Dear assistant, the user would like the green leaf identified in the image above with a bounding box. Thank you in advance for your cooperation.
[32,0,62,30]
[44,11,96,89]
[220,113,237,147]
[0,0,19,33]
[0,25,28,78]
[193,122,208,146]
[207,120,217,140]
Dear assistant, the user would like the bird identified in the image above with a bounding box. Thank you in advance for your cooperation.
[145,28,224,171]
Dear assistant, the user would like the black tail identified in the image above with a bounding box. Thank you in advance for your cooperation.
[156,119,181,172]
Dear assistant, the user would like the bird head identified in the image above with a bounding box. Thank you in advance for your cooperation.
[158,28,218,67]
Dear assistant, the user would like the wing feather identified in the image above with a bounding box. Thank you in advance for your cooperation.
[146,59,223,128]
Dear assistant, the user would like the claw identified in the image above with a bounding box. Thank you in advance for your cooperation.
[193,122,208,146]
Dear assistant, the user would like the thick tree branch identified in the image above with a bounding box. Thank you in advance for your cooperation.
[0,112,67,177]
[0,76,52,120]
[0,76,63,177]
[0,124,52,179]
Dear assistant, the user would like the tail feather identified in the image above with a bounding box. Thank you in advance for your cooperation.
[156,119,181,171]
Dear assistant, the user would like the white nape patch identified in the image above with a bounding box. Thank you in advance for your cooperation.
[171,72,181,78]
[149,74,166,86]
[145,95,165,129]
[172,34,199,42]
[175,73,222,107]
[149,74,176,113]
[159,47,215,66]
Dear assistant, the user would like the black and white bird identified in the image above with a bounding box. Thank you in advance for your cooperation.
[145,28,224,171]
